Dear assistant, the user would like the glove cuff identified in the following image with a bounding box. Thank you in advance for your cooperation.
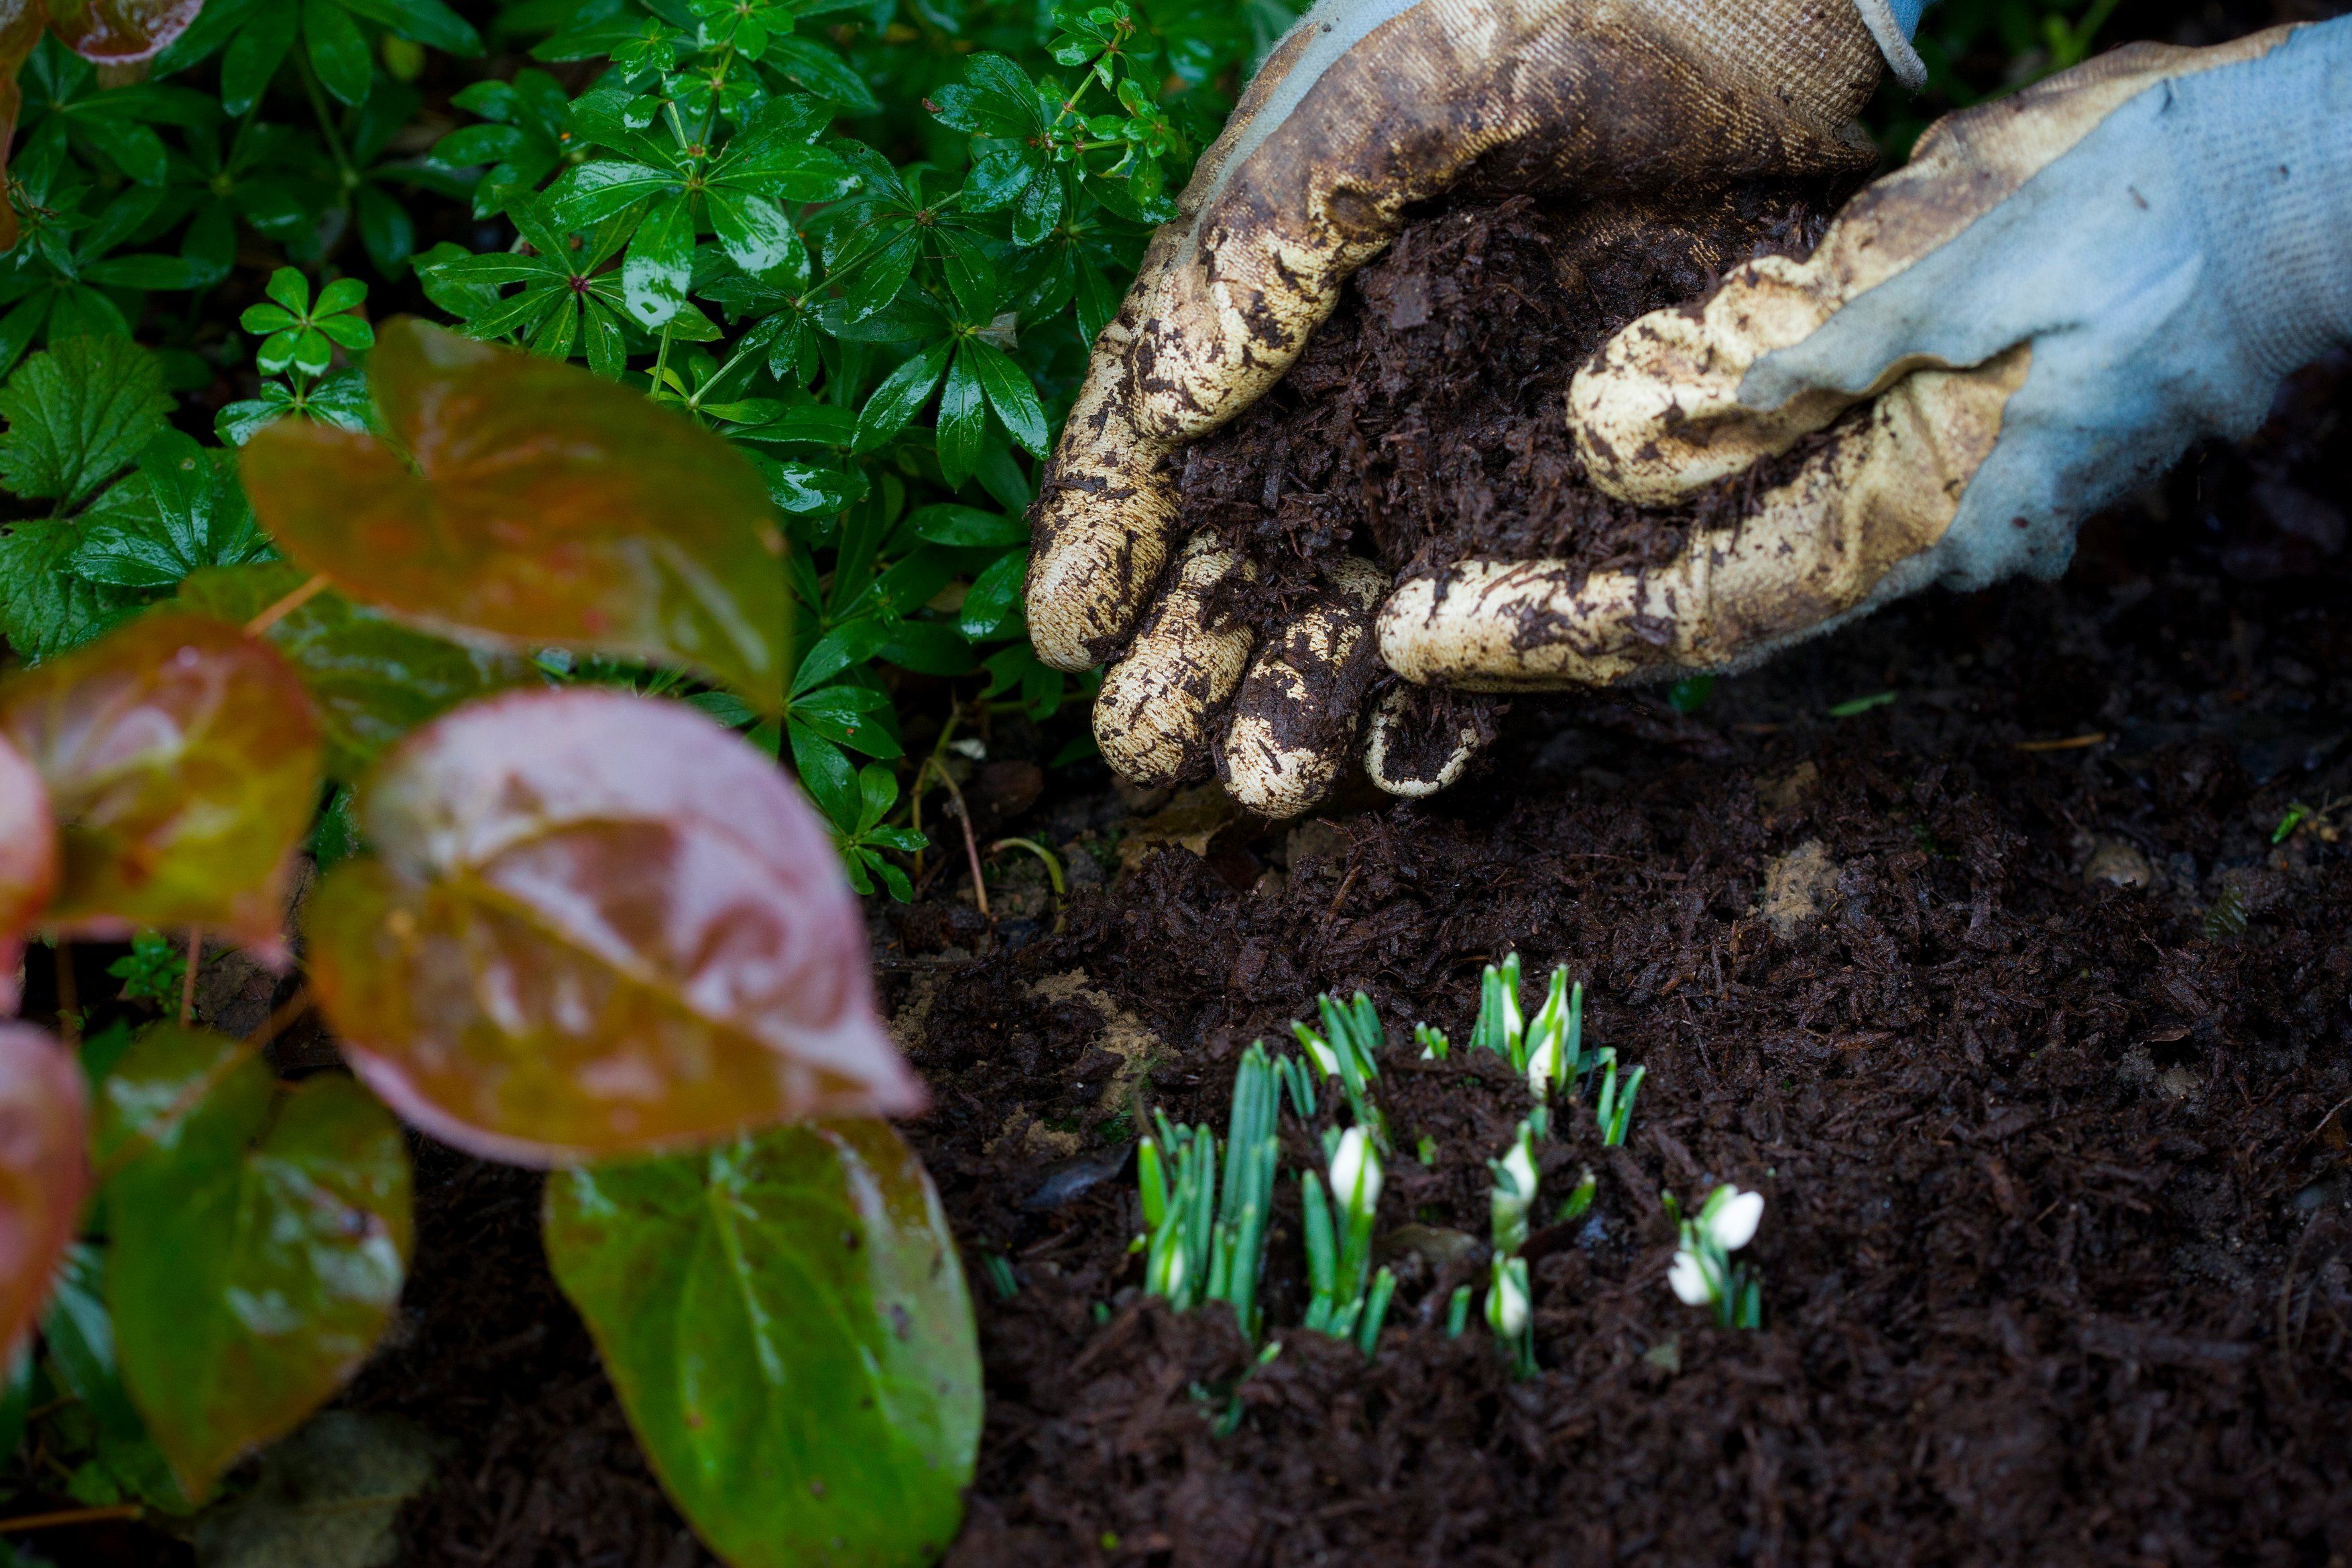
[1850,0,1928,88]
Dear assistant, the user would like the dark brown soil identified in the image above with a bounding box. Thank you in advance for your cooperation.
[1177,184,1840,635]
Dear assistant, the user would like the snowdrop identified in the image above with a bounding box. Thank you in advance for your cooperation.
[1669,1184,1765,1328]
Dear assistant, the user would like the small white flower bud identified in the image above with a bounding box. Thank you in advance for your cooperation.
[1524,1031,1557,1097]
[1501,1134,1537,1204]
[1703,1188,1764,1253]
[1487,1256,1529,1337]
[1328,1125,1382,1216]
[1668,1248,1713,1307]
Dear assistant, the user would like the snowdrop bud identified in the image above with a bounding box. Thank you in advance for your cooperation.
[1498,978,1523,1047]
[1668,1248,1713,1307]
[1486,1256,1529,1337]
[1703,1188,1764,1253]
[1295,1025,1340,1079]
[1156,1244,1187,1299]
[1328,1125,1382,1215]
[1501,1132,1537,1203]
[1524,1031,1557,1097]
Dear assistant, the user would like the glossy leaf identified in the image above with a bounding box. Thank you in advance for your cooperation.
[241,319,792,711]
[178,562,533,780]
[0,611,322,959]
[101,1024,412,1501]
[46,0,205,62]
[0,733,56,1011]
[0,335,172,509]
[305,688,921,1166]
[543,1120,980,1568]
[0,1024,86,1363]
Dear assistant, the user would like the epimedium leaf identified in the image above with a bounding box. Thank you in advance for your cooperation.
[241,319,792,711]
[44,0,207,63]
[0,733,57,1011]
[177,562,534,780]
[0,611,324,959]
[99,1023,412,1502]
[0,337,172,511]
[304,688,921,1166]
[0,1024,88,1364]
[542,1120,980,1568]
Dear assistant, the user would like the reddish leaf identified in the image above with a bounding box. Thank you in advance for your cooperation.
[241,319,790,711]
[0,0,48,254]
[0,611,324,961]
[0,1023,88,1363]
[44,0,202,63]
[0,733,57,1012]
[306,688,918,1166]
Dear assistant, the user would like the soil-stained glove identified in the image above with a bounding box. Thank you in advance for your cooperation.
[1026,0,1901,813]
[1385,19,2352,688]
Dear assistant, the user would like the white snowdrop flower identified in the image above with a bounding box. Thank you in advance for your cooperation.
[1668,1248,1713,1307]
[1498,981,1523,1048]
[1524,1030,1558,1097]
[1486,1256,1529,1337]
[1703,1188,1764,1253]
[1328,1125,1382,1215]
[1299,1030,1340,1079]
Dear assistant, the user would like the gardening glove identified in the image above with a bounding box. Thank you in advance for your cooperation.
[1028,0,1914,815]
[1383,19,2352,688]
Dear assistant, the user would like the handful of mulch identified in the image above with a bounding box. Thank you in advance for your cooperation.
[1171,183,1844,642]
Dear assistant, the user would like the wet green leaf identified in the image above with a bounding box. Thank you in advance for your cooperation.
[101,1024,412,1502]
[241,319,791,712]
[0,1024,87,1363]
[0,337,172,510]
[0,611,322,957]
[305,688,919,1165]
[543,1120,980,1568]
[69,432,274,589]
[179,562,534,780]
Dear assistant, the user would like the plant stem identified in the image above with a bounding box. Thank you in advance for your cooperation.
[178,926,200,1026]
[0,1502,142,1534]
[245,572,331,636]
[296,56,355,186]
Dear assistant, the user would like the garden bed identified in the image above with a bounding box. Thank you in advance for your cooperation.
[273,353,2352,1567]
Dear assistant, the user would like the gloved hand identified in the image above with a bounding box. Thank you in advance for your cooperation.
[1383,19,2352,688]
[1026,0,1905,815]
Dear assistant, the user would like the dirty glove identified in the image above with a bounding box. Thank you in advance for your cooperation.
[1026,0,1903,815]
[1384,19,2352,688]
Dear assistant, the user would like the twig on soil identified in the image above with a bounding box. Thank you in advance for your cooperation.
[914,756,989,919]
[0,1502,143,1533]
[2013,733,2108,753]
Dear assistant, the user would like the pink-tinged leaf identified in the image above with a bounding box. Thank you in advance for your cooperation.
[0,612,324,961]
[0,733,57,1012]
[240,318,790,711]
[0,1023,88,1363]
[45,0,203,64]
[306,688,919,1166]
[0,0,48,254]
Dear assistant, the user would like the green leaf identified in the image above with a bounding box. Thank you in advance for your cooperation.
[851,341,949,455]
[0,518,141,662]
[0,337,172,509]
[101,1024,412,1502]
[705,185,797,277]
[764,36,876,113]
[622,191,695,328]
[178,562,534,779]
[542,1120,980,1568]
[793,682,898,759]
[964,338,1048,457]
[956,547,1026,639]
[343,0,482,55]
[909,503,1026,548]
[935,344,985,487]
[787,716,856,829]
[303,688,919,1164]
[218,0,298,116]
[70,432,272,589]
[301,0,374,107]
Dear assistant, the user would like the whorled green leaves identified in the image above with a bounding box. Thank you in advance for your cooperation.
[178,562,533,780]
[305,687,920,1166]
[0,1023,86,1363]
[0,611,323,957]
[0,733,56,1010]
[543,1120,980,1568]
[241,318,793,711]
[97,1024,411,1500]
